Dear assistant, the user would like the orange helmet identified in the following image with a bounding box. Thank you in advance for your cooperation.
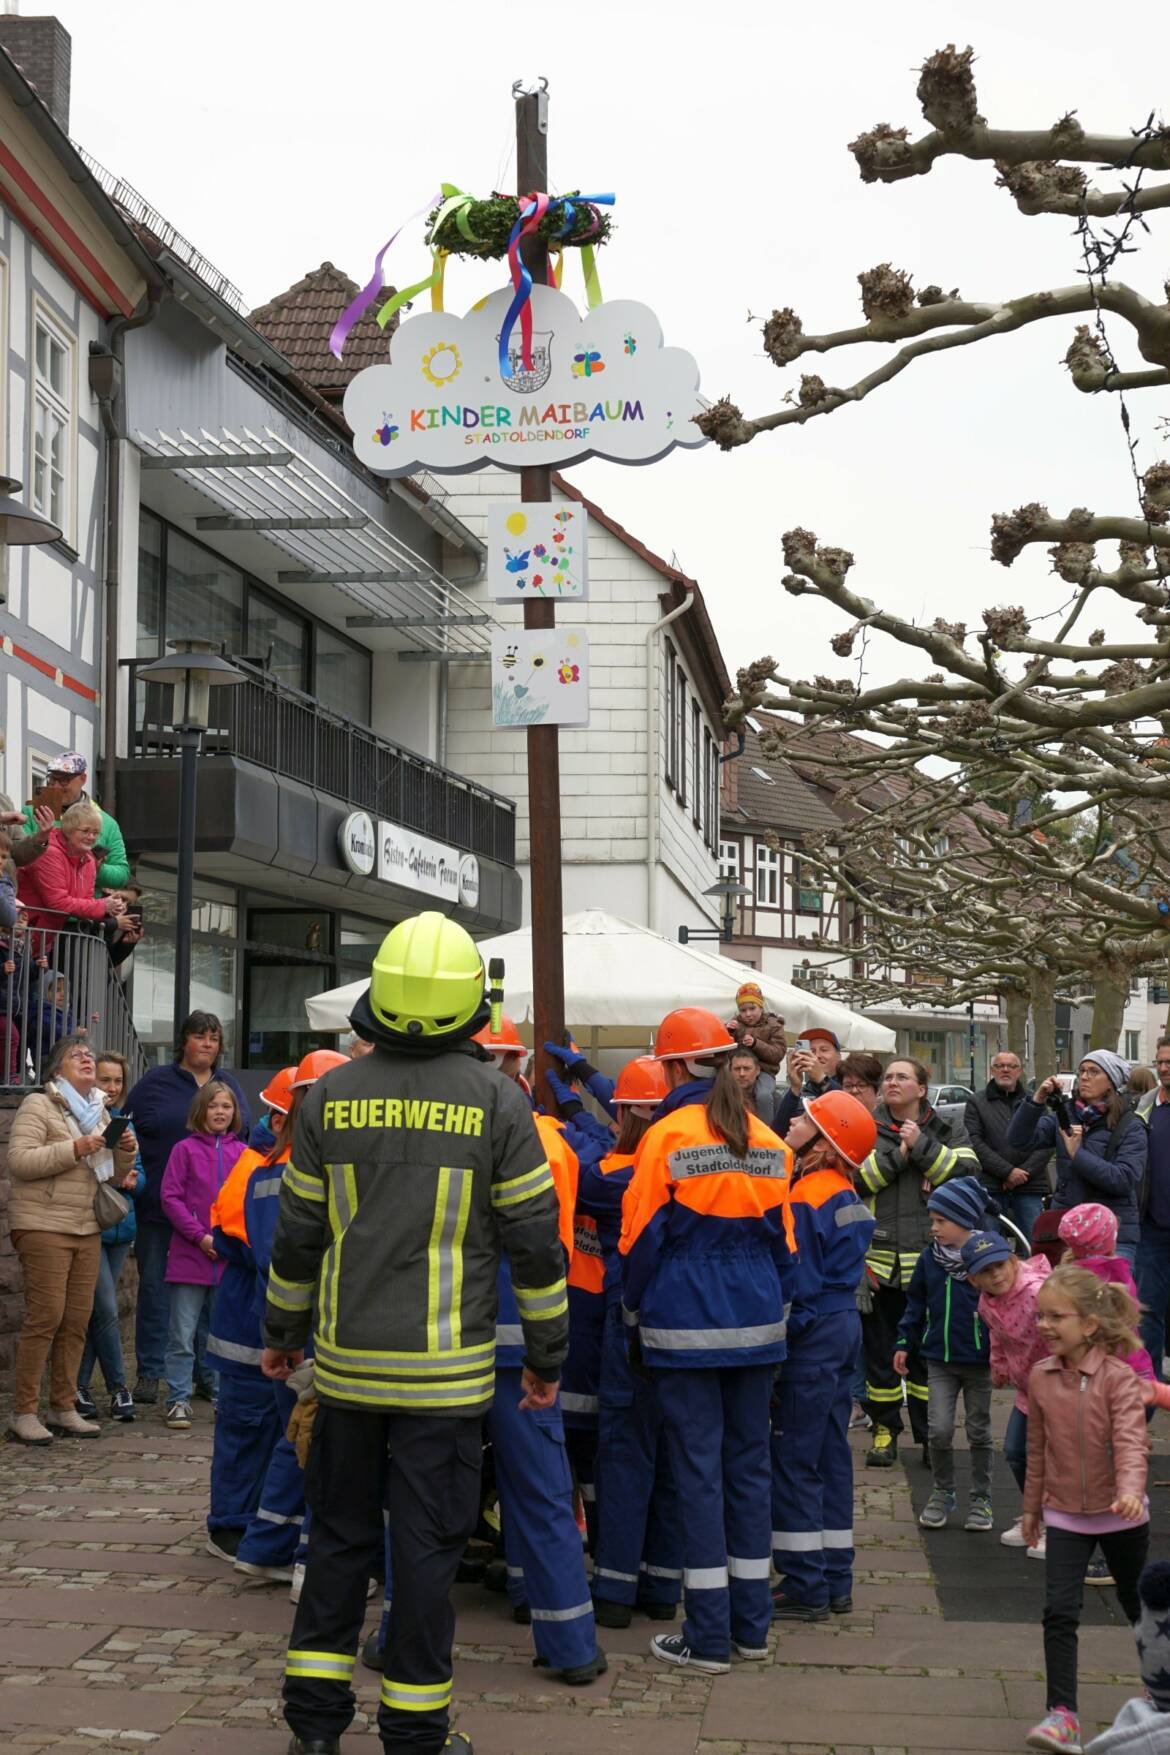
[260,1065,297,1115]
[653,1007,736,1063]
[473,1015,524,1055]
[291,1049,349,1089]
[803,1089,878,1170]
[613,1055,669,1106]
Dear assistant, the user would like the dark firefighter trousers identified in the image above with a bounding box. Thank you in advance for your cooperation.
[861,1284,928,1444]
[283,1403,481,1752]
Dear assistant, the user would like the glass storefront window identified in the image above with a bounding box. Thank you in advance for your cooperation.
[248,594,310,694]
[315,626,372,727]
[166,528,245,653]
[138,511,163,656]
[141,868,238,937]
[249,909,333,957]
[339,914,383,972]
[246,962,331,1067]
[131,938,238,1065]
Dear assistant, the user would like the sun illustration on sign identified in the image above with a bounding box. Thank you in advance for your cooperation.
[421,341,462,387]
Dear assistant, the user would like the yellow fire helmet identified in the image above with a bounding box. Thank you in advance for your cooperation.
[365,910,488,1045]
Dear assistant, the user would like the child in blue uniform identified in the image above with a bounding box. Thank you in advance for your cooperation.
[770,1089,876,1621]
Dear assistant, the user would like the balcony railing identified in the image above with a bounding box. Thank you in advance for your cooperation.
[1,913,147,1093]
[124,659,516,867]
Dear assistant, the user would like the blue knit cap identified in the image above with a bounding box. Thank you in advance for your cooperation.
[927,1175,989,1233]
[960,1229,1014,1274]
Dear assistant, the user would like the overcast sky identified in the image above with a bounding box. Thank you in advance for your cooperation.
[48,0,1170,689]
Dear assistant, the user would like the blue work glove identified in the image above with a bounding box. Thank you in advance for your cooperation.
[544,1068,579,1111]
[543,1039,588,1075]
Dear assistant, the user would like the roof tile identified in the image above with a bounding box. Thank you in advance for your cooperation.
[249,261,397,398]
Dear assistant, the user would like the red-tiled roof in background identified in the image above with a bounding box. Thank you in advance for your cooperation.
[249,262,397,400]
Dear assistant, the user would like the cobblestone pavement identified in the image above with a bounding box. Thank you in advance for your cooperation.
[0,1403,1164,1754]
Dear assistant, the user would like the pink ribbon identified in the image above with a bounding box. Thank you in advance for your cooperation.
[330,192,442,360]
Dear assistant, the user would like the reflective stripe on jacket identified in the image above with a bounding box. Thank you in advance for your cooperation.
[208,1145,287,1377]
[265,1045,568,1412]
[858,1103,977,1287]
[495,1112,575,1367]
[618,1083,796,1369]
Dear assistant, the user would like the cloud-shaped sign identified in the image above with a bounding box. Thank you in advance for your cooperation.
[343,283,706,478]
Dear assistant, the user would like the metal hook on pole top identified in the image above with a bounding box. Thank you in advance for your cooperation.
[511,76,549,133]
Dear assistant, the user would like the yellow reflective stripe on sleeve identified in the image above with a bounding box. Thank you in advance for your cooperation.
[491,1161,554,1208]
[513,1278,568,1320]
[923,1144,954,1184]
[284,1164,326,1202]
[426,1168,473,1353]
[285,1648,355,1681]
[858,1153,886,1193]
[380,1676,453,1712]
[313,1359,494,1409]
[267,1267,314,1312]
[320,1164,358,1349]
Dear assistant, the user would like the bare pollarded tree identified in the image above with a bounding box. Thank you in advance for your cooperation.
[706,48,1170,1047]
[781,751,1170,1059]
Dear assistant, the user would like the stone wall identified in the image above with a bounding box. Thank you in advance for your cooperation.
[0,1094,138,1397]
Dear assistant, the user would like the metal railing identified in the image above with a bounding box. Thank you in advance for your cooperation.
[1,913,147,1093]
[125,659,517,867]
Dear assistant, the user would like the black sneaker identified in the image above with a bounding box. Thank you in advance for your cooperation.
[648,1632,729,1674]
[635,1596,678,1621]
[287,1740,340,1755]
[511,1603,531,1625]
[592,1598,632,1629]
[109,1387,135,1422]
[771,1590,830,1623]
[533,1648,608,1685]
[829,1594,854,1615]
[482,1558,508,1594]
[75,1388,98,1419]
[443,1738,474,1753]
[360,1632,384,1672]
[205,1528,242,1562]
[133,1377,159,1406]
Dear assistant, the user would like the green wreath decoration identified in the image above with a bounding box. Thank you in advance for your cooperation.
[427,193,613,261]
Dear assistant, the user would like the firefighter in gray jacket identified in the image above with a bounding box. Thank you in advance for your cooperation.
[261,911,568,1755]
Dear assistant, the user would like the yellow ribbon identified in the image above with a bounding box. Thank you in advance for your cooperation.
[580,242,602,309]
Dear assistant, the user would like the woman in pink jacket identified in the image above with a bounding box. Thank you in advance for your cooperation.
[16,802,125,941]
[160,1082,245,1432]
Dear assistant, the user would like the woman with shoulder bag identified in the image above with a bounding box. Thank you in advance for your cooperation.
[6,1033,139,1444]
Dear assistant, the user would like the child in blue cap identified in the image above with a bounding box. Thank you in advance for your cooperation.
[893,1175,993,1531]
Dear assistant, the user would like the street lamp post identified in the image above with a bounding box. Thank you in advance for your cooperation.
[678,878,753,947]
[136,639,245,1042]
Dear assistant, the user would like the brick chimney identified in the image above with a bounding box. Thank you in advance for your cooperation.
[0,12,71,132]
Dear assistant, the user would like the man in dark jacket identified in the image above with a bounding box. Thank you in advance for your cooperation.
[964,1051,1051,1245]
[264,911,567,1755]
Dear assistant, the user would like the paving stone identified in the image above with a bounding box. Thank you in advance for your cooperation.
[150,1731,289,1754]
[13,1550,229,1579]
[456,1713,700,1754]
[0,1588,292,1634]
[0,1627,108,1667]
[0,1687,203,1731]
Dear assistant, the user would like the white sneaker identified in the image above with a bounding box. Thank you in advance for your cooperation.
[1000,1518,1028,1547]
[1027,1533,1047,1560]
[289,1562,305,1605]
[234,1558,294,1584]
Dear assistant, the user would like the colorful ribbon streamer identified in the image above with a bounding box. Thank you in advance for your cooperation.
[498,191,615,378]
[329,191,441,359]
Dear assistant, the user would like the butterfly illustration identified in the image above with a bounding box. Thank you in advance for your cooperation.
[623,334,637,355]
[373,415,399,445]
[558,660,580,685]
[571,349,604,378]
[504,548,532,573]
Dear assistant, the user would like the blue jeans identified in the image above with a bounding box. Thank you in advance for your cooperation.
[1003,1405,1028,1495]
[79,1242,131,1396]
[165,1283,216,1405]
[134,1223,172,1382]
[1001,1191,1044,1249]
[1136,1224,1170,1382]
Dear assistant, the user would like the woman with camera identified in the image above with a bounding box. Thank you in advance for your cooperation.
[6,1034,140,1444]
[1008,1052,1148,1265]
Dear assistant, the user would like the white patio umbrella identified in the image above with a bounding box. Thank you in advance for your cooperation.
[303,908,894,1051]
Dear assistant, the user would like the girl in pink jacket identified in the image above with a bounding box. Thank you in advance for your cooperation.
[961,1229,1052,1554]
[160,1082,246,1432]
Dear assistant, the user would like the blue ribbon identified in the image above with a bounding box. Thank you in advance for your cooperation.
[498,193,616,379]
